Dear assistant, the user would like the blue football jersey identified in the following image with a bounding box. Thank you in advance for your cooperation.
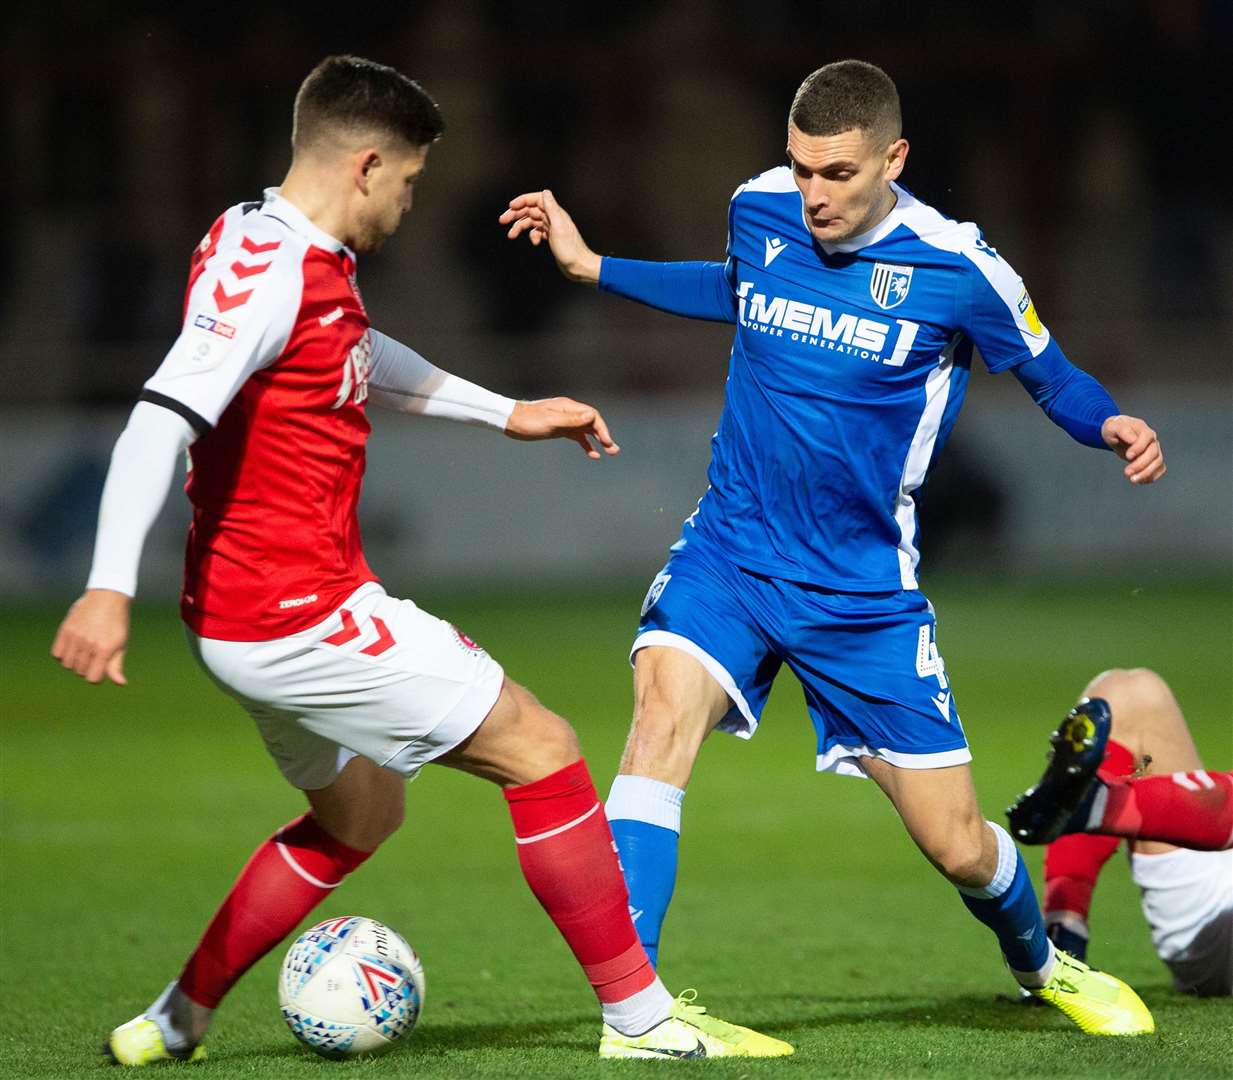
[683,167,1052,591]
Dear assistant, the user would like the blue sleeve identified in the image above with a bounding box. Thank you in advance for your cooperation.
[1009,339,1118,450]
[597,258,738,323]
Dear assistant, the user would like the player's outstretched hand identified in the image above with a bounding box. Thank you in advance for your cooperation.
[1101,415,1165,485]
[51,589,131,685]
[505,397,620,459]
[499,190,602,285]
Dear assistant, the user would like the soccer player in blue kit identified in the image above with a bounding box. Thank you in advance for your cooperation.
[501,60,1166,1036]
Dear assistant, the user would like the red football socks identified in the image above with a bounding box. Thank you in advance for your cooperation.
[504,759,657,1004]
[178,813,371,1008]
[1043,739,1137,922]
[1095,769,1233,851]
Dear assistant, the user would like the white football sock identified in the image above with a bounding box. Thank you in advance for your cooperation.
[146,981,213,1048]
[1010,940,1057,988]
[601,975,675,1035]
[606,775,684,832]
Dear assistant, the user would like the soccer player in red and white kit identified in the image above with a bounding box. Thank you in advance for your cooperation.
[1010,669,1232,997]
[51,56,792,1064]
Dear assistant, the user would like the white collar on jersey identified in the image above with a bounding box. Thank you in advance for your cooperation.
[260,188,355,258]
[815,181,913,255]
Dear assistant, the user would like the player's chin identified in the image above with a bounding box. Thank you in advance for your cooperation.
[809,221,847,243]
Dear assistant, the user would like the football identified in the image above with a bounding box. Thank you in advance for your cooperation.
[278,916,425,1059]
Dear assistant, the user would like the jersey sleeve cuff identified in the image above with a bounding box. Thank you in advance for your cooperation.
[138,389,212,438]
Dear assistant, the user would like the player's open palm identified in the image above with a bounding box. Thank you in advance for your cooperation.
[505,397,620,459]
[499,190,602,285]
[1101,415,1166,485]
[51,589,130,685]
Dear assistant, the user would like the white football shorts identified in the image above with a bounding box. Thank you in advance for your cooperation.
[188,582,505,789]
[1131,846,1233,997]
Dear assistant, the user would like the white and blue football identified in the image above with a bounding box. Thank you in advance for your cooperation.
[278,916,424,1058]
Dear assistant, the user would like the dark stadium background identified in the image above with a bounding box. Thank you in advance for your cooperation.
[3,0,1230,589]
[7,1,1230,393]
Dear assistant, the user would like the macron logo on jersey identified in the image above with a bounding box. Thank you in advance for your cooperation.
[764,236,787,267]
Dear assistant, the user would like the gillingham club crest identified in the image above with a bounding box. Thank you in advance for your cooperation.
[870,262,913,310]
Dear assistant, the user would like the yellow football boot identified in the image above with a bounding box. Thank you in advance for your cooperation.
[599,989,793,1059]
[1030,950,1155,1036]
[105,1017,207,1066]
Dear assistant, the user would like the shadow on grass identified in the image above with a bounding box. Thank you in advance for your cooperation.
[212,983,1201,1066]
[753,989,1128,1035]
[240,1015,597,1064]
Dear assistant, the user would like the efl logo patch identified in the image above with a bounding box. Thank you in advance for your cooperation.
[870,263,913,310]
[193,313,237,339]
[1016,288,1043,334]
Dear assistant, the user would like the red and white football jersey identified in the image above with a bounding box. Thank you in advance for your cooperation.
[143,190,379,640]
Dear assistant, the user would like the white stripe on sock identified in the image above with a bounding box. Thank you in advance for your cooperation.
[514,801,600,845]
[956,821,1018,898]
[1010,941,1057,989]
[606,775,685,833]
[275,835,342,889]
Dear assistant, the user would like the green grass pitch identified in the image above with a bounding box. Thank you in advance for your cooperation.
[3,575,1231,1078]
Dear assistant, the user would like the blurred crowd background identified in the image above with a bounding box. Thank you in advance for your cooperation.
[5,0,1231,401]
[2,0,1230,594]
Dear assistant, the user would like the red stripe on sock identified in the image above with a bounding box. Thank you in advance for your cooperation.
[177,814,370,1008]
[1101,769,1233,850]
[585,940,659,1003]
[505,760,656,1004]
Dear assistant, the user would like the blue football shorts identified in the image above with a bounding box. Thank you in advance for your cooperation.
[632,531,970,776]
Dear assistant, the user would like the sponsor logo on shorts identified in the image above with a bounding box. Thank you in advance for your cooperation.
[278,592,319,610]
[193,312,237,339]
[452,625,484,653]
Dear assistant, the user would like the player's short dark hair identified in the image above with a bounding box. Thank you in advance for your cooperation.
[789,60,901,147]
[292,55,445,154]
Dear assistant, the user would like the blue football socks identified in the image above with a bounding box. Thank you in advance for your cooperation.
[606,775,686,969]
[958,822,1055,984]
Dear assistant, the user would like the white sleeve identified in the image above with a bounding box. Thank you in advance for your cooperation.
[367,329,516,431]
[85,401,195,597]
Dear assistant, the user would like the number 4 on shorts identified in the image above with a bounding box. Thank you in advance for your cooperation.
[915,624,948,690]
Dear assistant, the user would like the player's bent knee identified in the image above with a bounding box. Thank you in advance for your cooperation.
[1085,667,1173,713]
[930,841,989,887]
[445,678,582,787]
[912,821,989,886]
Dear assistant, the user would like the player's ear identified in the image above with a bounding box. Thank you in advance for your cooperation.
[354,148,382,195]
[884,138,908,181]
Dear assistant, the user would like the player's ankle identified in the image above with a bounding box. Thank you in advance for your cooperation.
[1044,911,1090,962]
[1010,941,1058,989]
[600,977,674,1036]
[148,981,213,1048]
